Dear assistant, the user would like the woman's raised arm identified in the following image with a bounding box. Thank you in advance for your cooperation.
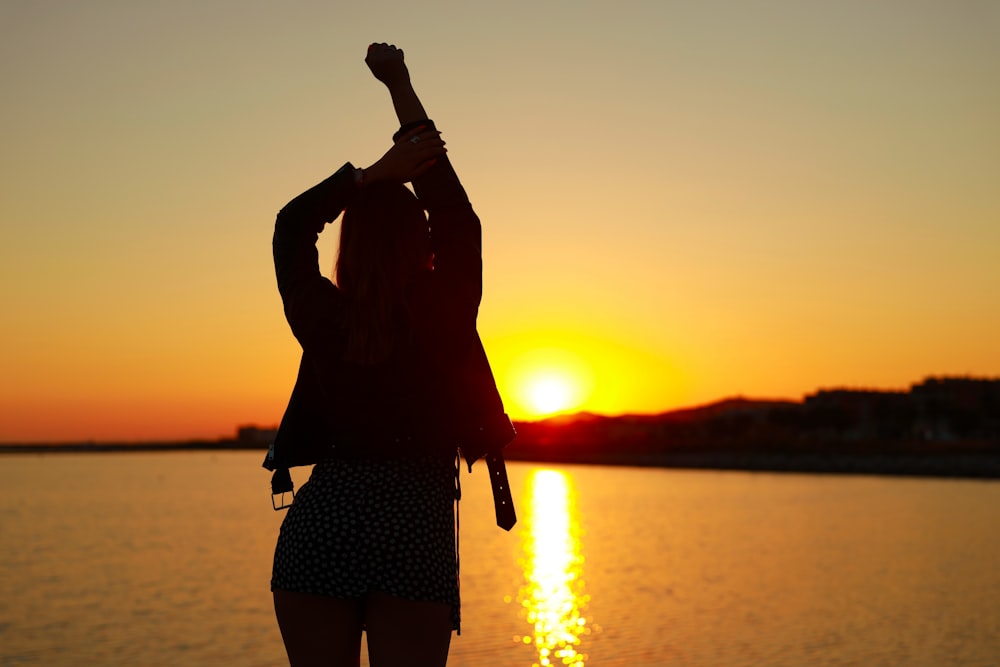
[365,42,428,127]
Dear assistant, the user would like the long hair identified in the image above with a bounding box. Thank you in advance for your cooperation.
[336,182,430,364]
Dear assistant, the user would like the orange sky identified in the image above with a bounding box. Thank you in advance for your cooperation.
[2,2,998,441]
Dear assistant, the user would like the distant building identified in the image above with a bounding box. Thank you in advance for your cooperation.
[911,376,1000,411]
[910,377,1000,440]
[236,425,278,446]
[799,377,1000,442]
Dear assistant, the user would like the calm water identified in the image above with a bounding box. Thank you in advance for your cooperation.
[1,452,998,666]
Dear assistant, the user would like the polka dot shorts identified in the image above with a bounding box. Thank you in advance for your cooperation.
[271,453,461,631]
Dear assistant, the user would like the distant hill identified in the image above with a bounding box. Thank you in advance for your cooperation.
[504,378,1000,478]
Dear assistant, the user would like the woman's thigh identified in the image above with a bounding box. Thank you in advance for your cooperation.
[365,591,452,667]
[273,589,364,667]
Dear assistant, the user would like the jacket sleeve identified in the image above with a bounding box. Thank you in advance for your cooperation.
[399,121,483,340]
[272,162,357,349]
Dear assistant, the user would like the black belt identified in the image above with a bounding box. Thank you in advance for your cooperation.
[485,452,516,530]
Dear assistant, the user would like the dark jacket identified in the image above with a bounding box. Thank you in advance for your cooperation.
[263,120,514,474]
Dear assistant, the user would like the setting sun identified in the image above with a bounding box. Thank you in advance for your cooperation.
[496,344,595,419]
[527,375,574,415]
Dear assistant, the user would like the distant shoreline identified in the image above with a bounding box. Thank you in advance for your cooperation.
[2,440,997,481]
[504,448,1000,480]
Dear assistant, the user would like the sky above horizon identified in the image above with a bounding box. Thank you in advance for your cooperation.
[2,1,998,441]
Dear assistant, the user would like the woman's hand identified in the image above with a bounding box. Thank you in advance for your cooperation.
[366,42,428,125]
[363,125,446,185]
[365,42,410,88]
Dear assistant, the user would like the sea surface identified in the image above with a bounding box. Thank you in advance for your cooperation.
[1,451,998,666]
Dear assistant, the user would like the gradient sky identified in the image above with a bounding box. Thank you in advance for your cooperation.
[2,1,998,441]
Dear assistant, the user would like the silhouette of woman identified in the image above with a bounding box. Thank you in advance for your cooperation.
[267,44,514,666]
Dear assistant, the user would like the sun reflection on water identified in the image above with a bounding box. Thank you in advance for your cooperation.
[517,469,589,667]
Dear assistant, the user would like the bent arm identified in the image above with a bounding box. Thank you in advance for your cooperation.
[396,124,483,338]
[367,43,472,215]
[368,44,482,347]
[272,163,357,347]
[378,63,483,303]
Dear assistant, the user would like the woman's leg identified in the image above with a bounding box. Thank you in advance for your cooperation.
[273,589,364,667]
[365,591,453,667]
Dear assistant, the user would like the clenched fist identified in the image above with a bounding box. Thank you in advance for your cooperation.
[365,42,410,87]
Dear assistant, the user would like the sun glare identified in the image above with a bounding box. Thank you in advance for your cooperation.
[503,347,594,419]
[528,376,573,415]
